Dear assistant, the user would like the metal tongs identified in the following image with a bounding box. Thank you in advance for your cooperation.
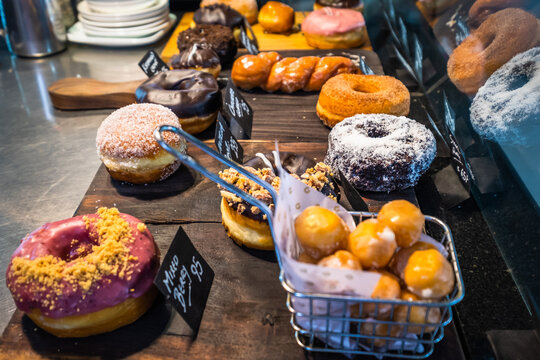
[154,125,282,264]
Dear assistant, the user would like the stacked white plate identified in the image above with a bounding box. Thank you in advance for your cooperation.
[68,0,176,47]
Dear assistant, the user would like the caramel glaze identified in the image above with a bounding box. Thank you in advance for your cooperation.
[194,3,244,28]
[170,44,221,69]
[135,70,221,119]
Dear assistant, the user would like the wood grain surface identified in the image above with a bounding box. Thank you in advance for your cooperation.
[48,78,141,110]
[161,12,374,63]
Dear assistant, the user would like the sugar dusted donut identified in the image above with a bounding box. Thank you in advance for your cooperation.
[447,8,540,95]
[325,114,436,192]
[470,47,540,146]
[302,7,367,49]
[316,74,410,127]
[6,208,159,337]
[96,104,187,184]
[404,249,455,299]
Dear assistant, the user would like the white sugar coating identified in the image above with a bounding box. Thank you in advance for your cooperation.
[325,114,436,192]
[470,47,540,147]
[96,103,184,159]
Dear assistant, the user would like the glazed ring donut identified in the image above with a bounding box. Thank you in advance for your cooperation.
[447,8,540,95]
[6,207,159,337]
[325,114,436,192]
[136,70,221,135]
[470,47,540,146]
[96,103,188,184]
[316,73,410,127]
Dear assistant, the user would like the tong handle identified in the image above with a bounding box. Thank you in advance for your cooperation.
[154,125,278,220]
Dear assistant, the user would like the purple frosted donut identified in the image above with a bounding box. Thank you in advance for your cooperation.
[325,114,436,192]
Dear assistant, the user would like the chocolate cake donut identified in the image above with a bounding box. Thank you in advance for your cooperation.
[325,114,436,192]
[193,3,245,28]
[135,70,221,134]
[470,47,540,146]
[177,24,237,65]
[314,0,363,10]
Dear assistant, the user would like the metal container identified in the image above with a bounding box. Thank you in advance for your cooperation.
[1,0,67,57]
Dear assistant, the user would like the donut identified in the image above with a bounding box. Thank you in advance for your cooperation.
[177,24,237,65]
[447,8,540,95]
[135,70,221,135]
[394,291,441,334]
[317,250,362,270]
[219,154,338,250]
[388,240,436,279]
[294,206,350,260]
[325,114,436,192]
[470,47,540,146]
[403,249,455,299]
[258,1,295,34]
[6,207,159,337]
[468,0,532,29]
[301,8,367,49]
[316,74,410,127]
[348,219,397,269]
[314,0,363,11]
[200,0,258,24]
[377,200,424,248]
[193,3,244,29]
[96,104,187,184]
[170,44,222,78]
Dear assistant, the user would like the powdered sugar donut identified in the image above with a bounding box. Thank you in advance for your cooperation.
[325,114,436,192]
[470,47,540,147]
[96,104,187,184]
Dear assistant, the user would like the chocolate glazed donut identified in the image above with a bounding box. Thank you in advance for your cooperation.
[135,70,221,135]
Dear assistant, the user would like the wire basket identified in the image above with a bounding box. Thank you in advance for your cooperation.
[154,126,465,359]
[280,212,465,359]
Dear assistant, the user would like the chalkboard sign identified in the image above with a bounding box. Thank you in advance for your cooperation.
[239,20,259,55]
[448,131,472,192]
[215,112,244,163]
[138,50,170,77]
[223,79,253,139]
[154,226,214,336]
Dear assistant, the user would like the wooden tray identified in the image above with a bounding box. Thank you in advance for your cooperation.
[161,12,373,63]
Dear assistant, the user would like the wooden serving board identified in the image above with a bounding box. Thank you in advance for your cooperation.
[161,12,374,63]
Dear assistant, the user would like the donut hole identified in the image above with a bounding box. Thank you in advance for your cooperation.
[171,78,198,91]
[358,124,390,138]
[507,61,535,91]
[59,233,97,262]
[351,83,378,94]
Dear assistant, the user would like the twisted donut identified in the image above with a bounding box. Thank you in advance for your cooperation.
[231,51,359,93]
[448,8,540,95]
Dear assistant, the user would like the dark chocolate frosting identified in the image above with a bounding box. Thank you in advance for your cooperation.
[135,70,221,118]
[177,24,237,65]
[193,4,244,28]
[316,0,362,8]
[170,44,221,69]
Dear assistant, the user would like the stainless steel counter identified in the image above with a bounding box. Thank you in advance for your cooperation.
[0,38,168,333]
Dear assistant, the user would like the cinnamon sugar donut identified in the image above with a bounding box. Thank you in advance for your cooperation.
[468,0,532,29]
[448,8,540,95]
[316,74,410,127]
[96,104,187,184]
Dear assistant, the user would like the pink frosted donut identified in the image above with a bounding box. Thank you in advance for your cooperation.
[302,8,367,49]
[6,207,160,337]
